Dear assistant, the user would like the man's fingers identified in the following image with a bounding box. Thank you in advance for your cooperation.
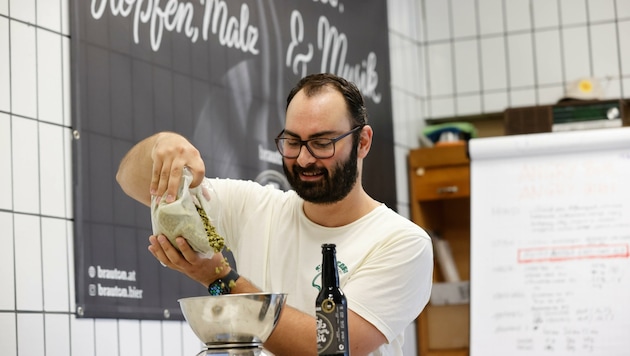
[148,234,189,271]
[156,235,186,265]
[156,161,174,202]
[148,235,172,267]
[148,134,206,202]
[150,136,177,201]
[188,160,206,188]
[175,237,199,263]
[165,162,185,203]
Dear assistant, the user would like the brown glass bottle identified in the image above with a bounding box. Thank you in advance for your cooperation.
[316,244,349,355]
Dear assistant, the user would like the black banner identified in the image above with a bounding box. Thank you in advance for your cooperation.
[71,0,394,320]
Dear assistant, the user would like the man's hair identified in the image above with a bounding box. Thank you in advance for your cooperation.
[286,73,368,128]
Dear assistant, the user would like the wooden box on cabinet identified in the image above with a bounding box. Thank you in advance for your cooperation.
[409,144,470,356]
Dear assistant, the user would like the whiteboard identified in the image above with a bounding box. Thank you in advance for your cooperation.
[469,127,630,356]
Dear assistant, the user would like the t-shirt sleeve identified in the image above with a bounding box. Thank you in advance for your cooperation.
[342,225,433,342]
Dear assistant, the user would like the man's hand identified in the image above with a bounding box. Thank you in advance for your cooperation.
[117,132,206,207]
[148,235,229,287]
[150,133,206,204]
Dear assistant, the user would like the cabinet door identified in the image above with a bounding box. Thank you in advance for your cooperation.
[409,144,470,202]
[412,165,470,201]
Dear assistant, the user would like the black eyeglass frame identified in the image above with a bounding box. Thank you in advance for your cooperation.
[274,125,364,159]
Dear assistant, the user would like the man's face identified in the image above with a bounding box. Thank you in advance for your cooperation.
[283,141,358,204]
[281,88,359,204]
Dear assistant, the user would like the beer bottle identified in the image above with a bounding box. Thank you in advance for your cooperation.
[316,244,349,355]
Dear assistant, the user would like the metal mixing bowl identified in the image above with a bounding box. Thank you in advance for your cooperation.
[178,293,287,348]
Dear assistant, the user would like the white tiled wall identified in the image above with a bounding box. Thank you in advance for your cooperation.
[390,0,630,214]
[2,0,630,355]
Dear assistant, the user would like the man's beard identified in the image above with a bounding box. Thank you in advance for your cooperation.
[283,148,358,204]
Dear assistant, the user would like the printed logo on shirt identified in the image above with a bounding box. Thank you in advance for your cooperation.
[312,261,348,291]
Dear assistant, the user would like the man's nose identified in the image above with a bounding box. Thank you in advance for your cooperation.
[296,144,317,166]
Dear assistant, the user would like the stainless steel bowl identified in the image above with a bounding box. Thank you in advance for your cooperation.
[178,293,287,348]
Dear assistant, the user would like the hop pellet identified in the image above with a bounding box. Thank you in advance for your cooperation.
[195,204,225,254]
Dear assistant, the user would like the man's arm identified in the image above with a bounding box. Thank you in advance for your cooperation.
[116,132,205,206]
[264,307,387,356]
[152,235,387,356]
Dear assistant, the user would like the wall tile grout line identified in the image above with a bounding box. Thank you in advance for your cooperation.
[557,0,568,97]
[420,0,431,117]
[447,0,456,115]
[8,2,18,354]
[33,8,48,354]
[613,0,626,98]
[59,0,75,340]
[501,0,511,109]
[419,19,625,47]
[474,0,485,113]
[529,0,540,106]
[585,0,594,77]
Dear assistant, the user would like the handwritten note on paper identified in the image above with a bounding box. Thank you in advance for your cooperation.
[469,128,630,356]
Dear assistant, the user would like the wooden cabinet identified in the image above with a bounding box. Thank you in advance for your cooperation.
[408,144,470,356]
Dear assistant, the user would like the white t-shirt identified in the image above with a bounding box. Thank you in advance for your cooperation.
[209,178,433,356]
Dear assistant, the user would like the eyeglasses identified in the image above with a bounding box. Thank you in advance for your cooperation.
[275,125,363,159]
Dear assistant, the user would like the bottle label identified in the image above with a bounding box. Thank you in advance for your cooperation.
[316,298,348,355]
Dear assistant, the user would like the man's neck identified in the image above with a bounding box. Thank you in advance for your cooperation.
[302,187,380,227]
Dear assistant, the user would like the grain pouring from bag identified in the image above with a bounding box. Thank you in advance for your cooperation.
[195,203,225,253]
[194,198,231,278]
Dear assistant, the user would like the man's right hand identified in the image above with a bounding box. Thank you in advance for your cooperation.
[117,131,206,206]
[149,132,206,204]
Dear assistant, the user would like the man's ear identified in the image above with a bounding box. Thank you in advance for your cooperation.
[357,125,373,159]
